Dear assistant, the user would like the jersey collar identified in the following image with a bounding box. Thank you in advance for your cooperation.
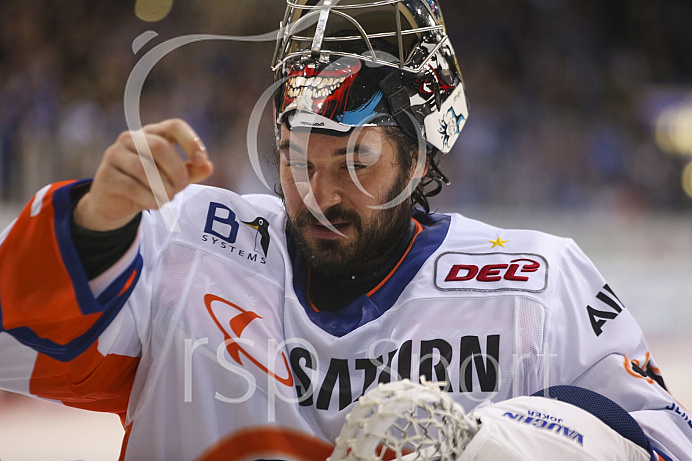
[288,211,450,337]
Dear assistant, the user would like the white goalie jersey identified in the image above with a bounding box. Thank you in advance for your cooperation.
[0,181,690,460]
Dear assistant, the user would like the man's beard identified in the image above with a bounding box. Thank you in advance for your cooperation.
[288,175,413,277]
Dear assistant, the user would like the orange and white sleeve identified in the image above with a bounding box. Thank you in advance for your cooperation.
[0,181,142,416]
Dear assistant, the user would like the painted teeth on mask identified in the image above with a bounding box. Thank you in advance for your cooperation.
[287,74,349,99]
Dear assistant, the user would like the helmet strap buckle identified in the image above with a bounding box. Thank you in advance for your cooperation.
[380,72,419,140]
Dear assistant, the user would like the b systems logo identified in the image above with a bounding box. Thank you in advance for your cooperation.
[204,202,239,244]
[205,294,294,387]
[202,202,270,264]
[435,252,548,292]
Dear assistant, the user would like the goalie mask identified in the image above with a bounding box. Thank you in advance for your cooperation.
[272,0,469,155]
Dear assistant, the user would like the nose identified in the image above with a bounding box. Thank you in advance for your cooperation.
[303,170,343,213]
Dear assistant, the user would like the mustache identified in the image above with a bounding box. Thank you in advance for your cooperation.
[292,205,362,230]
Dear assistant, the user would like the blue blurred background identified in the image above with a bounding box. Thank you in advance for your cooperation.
[0,0,691,210]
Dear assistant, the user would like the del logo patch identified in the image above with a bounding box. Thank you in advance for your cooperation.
[435,252,548,292]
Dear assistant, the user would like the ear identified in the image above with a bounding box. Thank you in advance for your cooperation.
[411,155,429,180]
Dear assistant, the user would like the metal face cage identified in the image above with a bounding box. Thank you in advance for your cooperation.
[272,0,448,74]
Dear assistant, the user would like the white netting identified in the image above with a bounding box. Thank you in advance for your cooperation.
[328,379,479,461]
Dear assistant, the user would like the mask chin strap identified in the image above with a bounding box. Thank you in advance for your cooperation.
[379,71,419,140]
[426,156,450,185]
[380,71,450,202]
[311,0,334,58]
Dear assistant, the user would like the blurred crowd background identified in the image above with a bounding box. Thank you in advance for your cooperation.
[1,0,691,212]
[1,2,691,457]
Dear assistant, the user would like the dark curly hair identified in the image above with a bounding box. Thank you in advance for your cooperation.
[380,126,449,214]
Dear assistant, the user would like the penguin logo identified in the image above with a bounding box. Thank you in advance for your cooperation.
[242,217,270,257]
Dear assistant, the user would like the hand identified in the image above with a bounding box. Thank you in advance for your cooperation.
[73,119,214,232]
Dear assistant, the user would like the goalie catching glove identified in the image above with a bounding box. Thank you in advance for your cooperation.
[328,380,654,460]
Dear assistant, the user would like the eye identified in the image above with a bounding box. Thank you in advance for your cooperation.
[282,155,308,170]
[347,163,367,171]
[287,160,308,170]
[346,148,380,171]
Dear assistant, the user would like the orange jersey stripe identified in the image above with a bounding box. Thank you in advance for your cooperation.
[118,422,134,461]
[197,426,334,461]
[0,181,86,335]
[366,218,423,297]
[29,340,139,414]
[0,181,142,361]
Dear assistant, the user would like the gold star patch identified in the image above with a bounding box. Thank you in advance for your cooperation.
[489,237,508,248]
